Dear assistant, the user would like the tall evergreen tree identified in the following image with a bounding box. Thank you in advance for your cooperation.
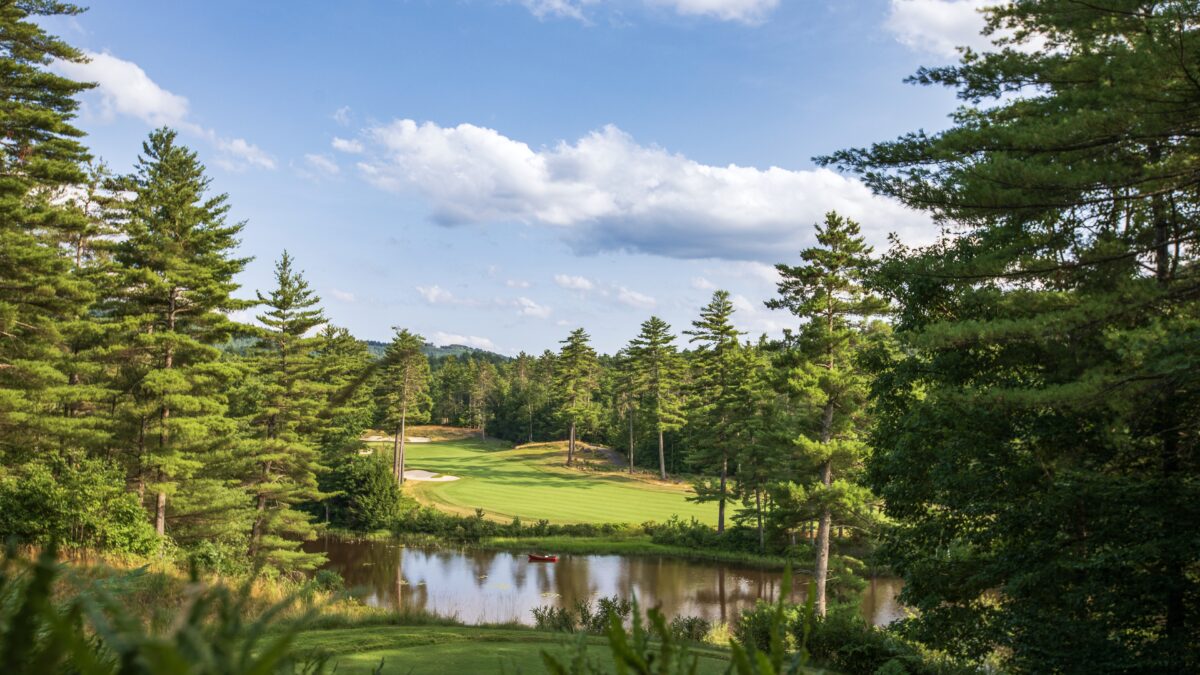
[685,291,748,534]
[555,328,600,466]
[0,0,96,463]
[627,316,686,480]
[109,128,251,540]
[823,3,1200,669]
[766,212,888,615]
[243,251,327,571]
[379,329,432,484]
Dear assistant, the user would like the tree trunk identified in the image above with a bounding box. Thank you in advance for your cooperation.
[657,430,667,480]
[399,408,408,484]
[567,420,576,466]
[628,412,635,474]
[756,488,764,553]
[717,453,728,534]
[815,400,835,616]
[155,489,166,537]
[392,421,403,484]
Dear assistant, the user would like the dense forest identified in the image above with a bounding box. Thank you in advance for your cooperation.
[0,1,1196,672]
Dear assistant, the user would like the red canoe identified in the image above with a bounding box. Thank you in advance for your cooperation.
[528,553,558,563]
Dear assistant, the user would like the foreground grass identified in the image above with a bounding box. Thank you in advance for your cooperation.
[291,625,734,674]
[481,534,796,569]
[375,435,717,525]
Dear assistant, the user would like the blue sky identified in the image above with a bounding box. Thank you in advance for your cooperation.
[47,0,994,355]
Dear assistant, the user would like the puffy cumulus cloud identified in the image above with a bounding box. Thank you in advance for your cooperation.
[431,331,500,352]
[648,0,779,24]
[332,106,352,126]
[730,293,789,336]
[55,50,188,126]
[554,274,595,291]
[885,1,1044,58]
[329,288,356,303]
[506,279,532,289]
[354,120,931,261]
[691,276,717,291]
[54,51,275,171]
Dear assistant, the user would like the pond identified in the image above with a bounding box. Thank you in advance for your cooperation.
[307,536,905,627]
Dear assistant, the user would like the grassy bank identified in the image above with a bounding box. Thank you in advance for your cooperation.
[480,534,797,569]
[290,625,735,674]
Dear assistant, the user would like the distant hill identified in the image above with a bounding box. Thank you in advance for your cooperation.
[363,340,510,365]
[218,335,509,366]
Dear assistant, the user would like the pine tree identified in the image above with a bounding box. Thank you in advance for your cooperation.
[243,251,327,571]
[684,291,748,534]
[554,328,600,466]
[627,316,686,480]
[765,212,888,615]
[379,329,431,484]
[0,0,97,463]
[108,128,251,542]
[822,3,1200,668]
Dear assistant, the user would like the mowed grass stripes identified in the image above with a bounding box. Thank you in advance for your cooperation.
[372,438,717,526]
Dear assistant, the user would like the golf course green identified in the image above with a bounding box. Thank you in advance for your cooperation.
[369,432,717,525]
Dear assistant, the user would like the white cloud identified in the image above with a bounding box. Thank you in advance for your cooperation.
[330,288,356,303]
[506,279,532,288]
[431,331,500,352]
[554,274,595,291]
[691,276,717,291]
[333,106,352,126]
[304,153,340,175]
[730,293,789,336]
[885,0,992,57]
[332,136,365,154]
[55,51,275,171]
[353,119,930,261]
[416,285,457,304]
[55,50,188,126]
[520,0,594,20]
[514,296,552,318]
[516,0,778,23]
[648,0,779,23]
[215,137,276,171]
[616,286,656,309]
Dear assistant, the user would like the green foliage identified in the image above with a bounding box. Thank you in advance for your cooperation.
[0,459,156,555]
[327,454,403,531]
[531,596,633,634]
[0,545,330,674]
[555,328,601,465]
[241,251,329,573]
[822,2,1200,670]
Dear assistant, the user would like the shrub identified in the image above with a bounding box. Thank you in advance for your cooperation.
[0,459,157,555]
[668,615,712,642]
[328,454,403,531]
[532,605,576,632]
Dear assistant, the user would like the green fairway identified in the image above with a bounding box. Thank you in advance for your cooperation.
[295,626,733,674]
[375,437,717,525]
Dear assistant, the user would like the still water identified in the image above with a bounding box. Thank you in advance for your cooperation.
[307,537,905,627]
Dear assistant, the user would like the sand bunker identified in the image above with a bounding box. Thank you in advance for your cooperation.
[360,435,432,443]
[404,469,459,482]
[407,436,431,443]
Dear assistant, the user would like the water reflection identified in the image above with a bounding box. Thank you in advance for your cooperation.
[306,536,905,627]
